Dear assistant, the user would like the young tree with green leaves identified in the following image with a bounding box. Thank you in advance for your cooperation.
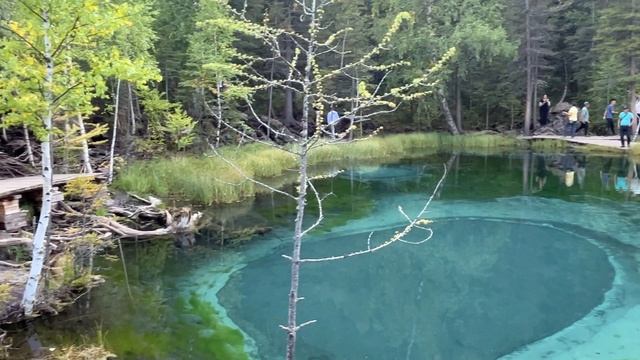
[0,0,158,316]
[184,0,247,147]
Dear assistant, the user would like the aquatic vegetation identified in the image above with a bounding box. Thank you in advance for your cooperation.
[115,133,524,204]
[529,139,567,151]
[100,293,248,360]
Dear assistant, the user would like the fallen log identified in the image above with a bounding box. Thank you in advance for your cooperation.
[92,208,202,240]
[0,237,31,247]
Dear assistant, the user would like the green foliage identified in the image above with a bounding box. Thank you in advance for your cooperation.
[163,109,197,151]
[137,88,197,153]
[0,0,159,138]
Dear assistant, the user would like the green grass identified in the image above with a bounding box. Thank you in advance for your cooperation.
[113,133,537,205]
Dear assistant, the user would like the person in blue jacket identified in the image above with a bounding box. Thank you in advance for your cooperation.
[618,105,634,148]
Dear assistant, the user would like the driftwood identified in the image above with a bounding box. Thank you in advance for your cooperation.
[93,207,202,240]
[56,194,202,244]
[0,152,36,179]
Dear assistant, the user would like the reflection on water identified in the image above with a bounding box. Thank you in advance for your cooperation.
[4,151,640,359]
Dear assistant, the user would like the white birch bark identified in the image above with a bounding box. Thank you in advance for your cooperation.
[215,80,223,148]
[76,114,93,173]
[22,10,54,316]
[23,124,36,167]
[107,79,121,184]
[128,83,135,135]
[1,117,7,142]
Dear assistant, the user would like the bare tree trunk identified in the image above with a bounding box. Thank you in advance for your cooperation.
[286,2,316,358]
[128,83,136,136]
[62,119,70,173]
[164,65,170,101]
[22,10,54,316]
[455,72,463,132]
[267,56,276,139]
[1,117,7,142]
[437,89,460,135]
[23,124,36,167]
[485,103,490,130]
[283,40,296,127]
[108,79,121,184]
[523,0,533,135]
[76,114,93,173]
[558,60,568,104]
[284,88,295,126]
[215,80,223,148]
[532,56,539,130]
[286,149,308,360]
[510,104,515,130]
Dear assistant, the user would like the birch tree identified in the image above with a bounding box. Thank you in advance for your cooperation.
[0,0,158,317]
[202,2,453,358]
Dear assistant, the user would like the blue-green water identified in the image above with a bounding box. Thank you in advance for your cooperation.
[6,152,640,359]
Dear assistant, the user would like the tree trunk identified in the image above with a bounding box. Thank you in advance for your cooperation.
[215,80,223,148]
[286,150,308,360]
[455,72,463,132]
[62,119,70,173]
[523,0,533,135]
[23,124,36,167]
[108,79,121,184]
[510,104,515,130]
[437,89,460,135]
[1,117,7,142]
[22,10,54,317]
[286,3,316,358]
[76,114,93,173]
[485,103,490,130]
[284,88,295,127]
[558,60,568,104]
[267,56,276,139]
[283,40,296,127]
[128,83,136,136]
[164,65,170,101]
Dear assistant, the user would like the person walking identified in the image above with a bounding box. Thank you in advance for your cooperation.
[562,102,579,138]
[619,105,634,148]
[576,102,590,136]
[539,95,551,126]
[603,98,617,135]
[326,107,340,139]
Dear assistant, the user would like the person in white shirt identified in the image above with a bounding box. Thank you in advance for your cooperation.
[326,108,340,139]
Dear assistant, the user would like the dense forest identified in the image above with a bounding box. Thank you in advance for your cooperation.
[2,1,640,359]
[2,0,639,168]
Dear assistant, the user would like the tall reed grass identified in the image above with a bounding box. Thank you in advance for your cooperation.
[114,133,525,205]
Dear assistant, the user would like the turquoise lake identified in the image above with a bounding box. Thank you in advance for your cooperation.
[6,151,640,359]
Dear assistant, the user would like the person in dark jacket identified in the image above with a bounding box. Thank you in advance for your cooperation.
[539,94,551,126]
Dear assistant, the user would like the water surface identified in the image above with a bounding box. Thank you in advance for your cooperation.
[6,152,640,359]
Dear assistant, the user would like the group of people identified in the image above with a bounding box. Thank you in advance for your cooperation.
[539,95,639,147]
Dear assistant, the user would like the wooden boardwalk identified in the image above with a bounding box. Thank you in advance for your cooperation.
[0,174,97,199]
[521,135,638,150]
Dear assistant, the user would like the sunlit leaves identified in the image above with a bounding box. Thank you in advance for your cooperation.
[0,0,159,138]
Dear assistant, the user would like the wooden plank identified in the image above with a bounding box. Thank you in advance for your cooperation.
[520,135,637,150]
[0,173,98,199]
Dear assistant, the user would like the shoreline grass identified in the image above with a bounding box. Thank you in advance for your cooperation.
[113,132,625,205]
